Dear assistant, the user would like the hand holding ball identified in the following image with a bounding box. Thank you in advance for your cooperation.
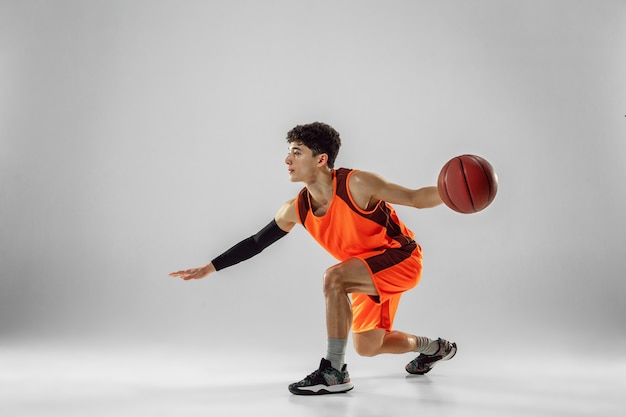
[437,154,498,213]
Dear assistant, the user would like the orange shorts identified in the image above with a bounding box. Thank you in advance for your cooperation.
[351,242,422,333]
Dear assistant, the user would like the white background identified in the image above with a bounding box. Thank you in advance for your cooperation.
[2,0,625,361]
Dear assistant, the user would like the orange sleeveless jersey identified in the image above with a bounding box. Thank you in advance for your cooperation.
[295,168,415,262]
[295,168,422,333]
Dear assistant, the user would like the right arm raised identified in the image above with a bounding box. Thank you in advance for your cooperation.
[169,199,297,281]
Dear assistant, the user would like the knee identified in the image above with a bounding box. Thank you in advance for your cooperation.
[353,338,380,357]
[323,265,347,296]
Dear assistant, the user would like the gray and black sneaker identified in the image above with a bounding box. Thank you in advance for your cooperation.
[405,338,457,375]
[288,358,354,395]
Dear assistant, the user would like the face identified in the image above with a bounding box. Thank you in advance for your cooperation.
[285,142,326,182]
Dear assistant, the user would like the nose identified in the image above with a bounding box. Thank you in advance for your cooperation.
[285,154,292,165]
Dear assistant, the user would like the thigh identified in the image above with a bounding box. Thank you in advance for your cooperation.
[351,292,402,333]
[326,257,379,296]
[355,243,423,301]
[352,328,387,354]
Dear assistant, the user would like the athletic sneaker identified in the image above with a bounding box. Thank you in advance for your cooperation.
[288,358,354,395]
[405,338,457,375]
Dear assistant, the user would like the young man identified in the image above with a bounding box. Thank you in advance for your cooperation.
[170,122,456,395]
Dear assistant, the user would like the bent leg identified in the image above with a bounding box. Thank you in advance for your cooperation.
[323,258,378,340]
[353,329,418,357]
[353,329,447,359]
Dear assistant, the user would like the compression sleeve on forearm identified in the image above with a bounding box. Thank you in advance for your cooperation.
[211,219,288,271]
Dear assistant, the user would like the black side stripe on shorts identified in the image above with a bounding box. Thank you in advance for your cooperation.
[365,241,417,275]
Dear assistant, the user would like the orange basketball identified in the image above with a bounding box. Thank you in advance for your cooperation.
[437,154,498,214]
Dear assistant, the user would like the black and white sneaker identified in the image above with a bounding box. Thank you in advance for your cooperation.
[405,338,457,375]
[288,358,354,395]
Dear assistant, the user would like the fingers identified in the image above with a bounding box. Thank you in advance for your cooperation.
[169,270,192,279]
[169,268,204,280]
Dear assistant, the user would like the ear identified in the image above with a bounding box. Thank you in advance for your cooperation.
[316,153,328,167]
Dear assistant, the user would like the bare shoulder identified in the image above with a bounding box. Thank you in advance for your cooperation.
[350,170,386,188]
[275,198,298,232]
[349,170,391,196]
[348,170,386,210]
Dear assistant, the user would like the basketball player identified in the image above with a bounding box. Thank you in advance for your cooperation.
[169,122,457,395]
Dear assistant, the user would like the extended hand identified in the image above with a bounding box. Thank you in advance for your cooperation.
[169,263,215,281]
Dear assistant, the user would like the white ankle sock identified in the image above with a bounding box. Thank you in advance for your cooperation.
[326,338,347,370]
[414,336,439,355]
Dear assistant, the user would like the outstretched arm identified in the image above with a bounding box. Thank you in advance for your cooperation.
[169,199,297,281]
[349,171,442,210]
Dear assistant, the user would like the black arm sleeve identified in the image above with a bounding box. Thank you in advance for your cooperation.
[211,219,288,271]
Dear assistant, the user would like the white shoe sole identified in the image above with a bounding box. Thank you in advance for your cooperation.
[289,382,354,395]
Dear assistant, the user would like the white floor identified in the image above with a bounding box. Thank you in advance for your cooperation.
[1,340,624,417]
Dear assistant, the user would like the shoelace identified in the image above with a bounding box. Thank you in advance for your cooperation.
[303,368,323,383]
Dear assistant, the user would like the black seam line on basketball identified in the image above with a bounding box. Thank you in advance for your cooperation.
[475,157,492,201]
[445,158,463,213]
[467,154,493,202]
[444,160,461,212]
[458,158,475,212]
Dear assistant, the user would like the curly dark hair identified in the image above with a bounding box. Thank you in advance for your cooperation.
[286,122,341,169]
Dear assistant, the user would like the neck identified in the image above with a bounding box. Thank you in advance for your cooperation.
[305,168,334,205]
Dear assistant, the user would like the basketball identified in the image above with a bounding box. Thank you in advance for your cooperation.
[437,154,498,214]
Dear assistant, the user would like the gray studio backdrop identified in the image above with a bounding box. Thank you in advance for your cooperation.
[1,0,625,356]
